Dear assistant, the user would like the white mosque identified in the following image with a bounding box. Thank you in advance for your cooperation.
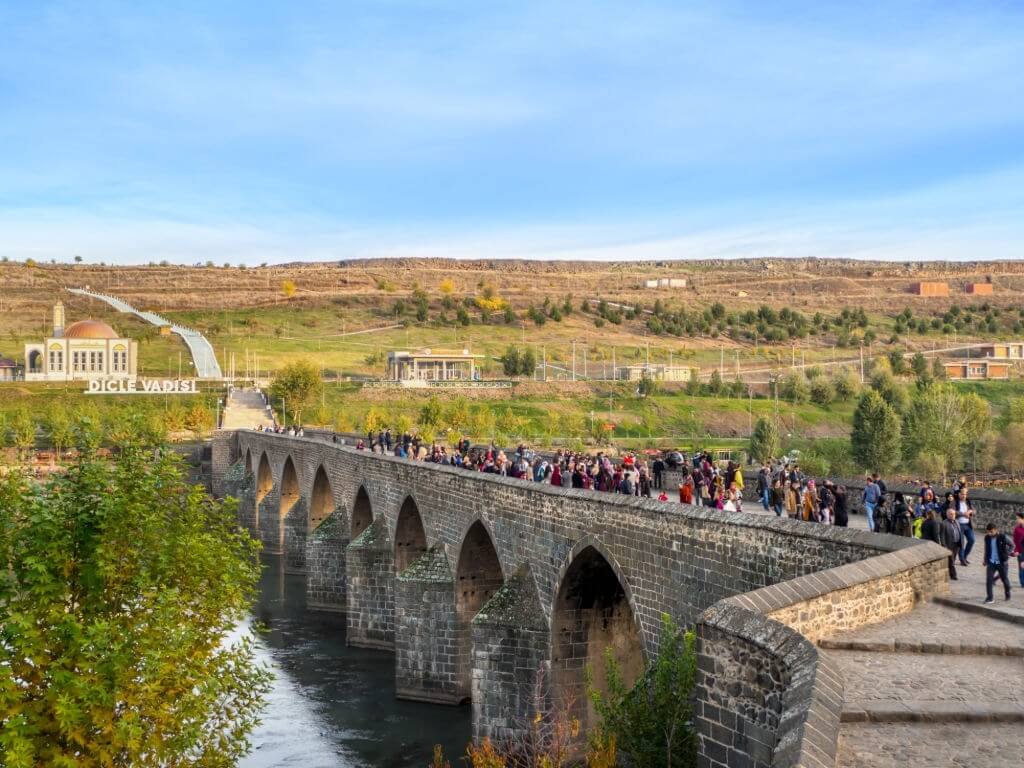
[24,301,138,382]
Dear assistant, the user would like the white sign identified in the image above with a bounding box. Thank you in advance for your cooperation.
[85,379,199,395]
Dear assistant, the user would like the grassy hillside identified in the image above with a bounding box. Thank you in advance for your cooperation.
[2,258,1024,382]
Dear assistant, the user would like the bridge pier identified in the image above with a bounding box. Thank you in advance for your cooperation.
[395,547,462,704]
[306,511,348,612]
[257,490,283,555]
[283,497,309,574]
[221,460,257,537]
[346,518,395,649]
[470,566,550,742]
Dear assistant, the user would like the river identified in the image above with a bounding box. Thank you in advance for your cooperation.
[240,556,471,768]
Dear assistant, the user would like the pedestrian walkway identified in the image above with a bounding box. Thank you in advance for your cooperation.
[222,389,275,430]
[826,588,1024,766]
[68,288,223,378]
[742,499,1024,764]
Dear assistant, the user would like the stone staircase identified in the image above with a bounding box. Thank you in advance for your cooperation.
[826,602,1024,767]
[221,389,275,430]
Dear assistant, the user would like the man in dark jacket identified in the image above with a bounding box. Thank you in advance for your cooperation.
[756,466,771,510]
[921,509,941,546]
[652,456,665,490]
[940,508,962,580]
[982,523,1013,603]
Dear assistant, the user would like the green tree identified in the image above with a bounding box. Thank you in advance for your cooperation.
[888,349,907,375]
[749,417,781,464]
[499,346,521,377]
[832,370,858,401]
[419,396,443,428]
[7,408,36,460]
[183,403,213,439]
[269,360,324,425]
[851,390,901,473]
[362,406,387,434]
[809,378,835,406]
[780,372,809,404]
[870,370,909,414]
[902,383,990,483]
[706,369,723,396]
[637,374,658,398]
[589,614,696,768]
[45,406,74,459]
[0,436,270,766]
[931,357,947,380]
[910,352,928,377]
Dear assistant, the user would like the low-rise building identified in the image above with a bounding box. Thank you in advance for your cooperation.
[976,343,1024,359]
[386,348,483,382]
[912,281,949,296]
[24,301,138,383]
[0,356,21,381]
[615,364,692,382]
[965,282,993,295]
[943,360,1010,380]
[643,278,687,289]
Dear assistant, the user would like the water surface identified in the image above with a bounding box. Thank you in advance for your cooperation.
[241,556,471,767]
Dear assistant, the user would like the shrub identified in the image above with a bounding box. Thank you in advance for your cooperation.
[809,378,835,406]
[589,614,696,768]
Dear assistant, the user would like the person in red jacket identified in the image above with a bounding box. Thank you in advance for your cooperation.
[1013,512,1024,588]
[679,476,694,505]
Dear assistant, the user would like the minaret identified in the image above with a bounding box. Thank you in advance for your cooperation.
[53,301,65,338]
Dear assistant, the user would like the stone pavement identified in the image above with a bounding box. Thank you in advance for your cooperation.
[822,570,1024,765]
[222,389,275,430]
[743,500,1024,764]
[838,722,1024,767]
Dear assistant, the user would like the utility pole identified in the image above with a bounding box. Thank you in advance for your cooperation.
[859,345,865,383]
[583,346,588,379]
[542,345,547,382]
[572,339,577,381]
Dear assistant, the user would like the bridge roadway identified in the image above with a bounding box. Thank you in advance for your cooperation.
[214,429,952,768]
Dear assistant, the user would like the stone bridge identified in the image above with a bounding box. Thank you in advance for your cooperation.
[213,430,950,768]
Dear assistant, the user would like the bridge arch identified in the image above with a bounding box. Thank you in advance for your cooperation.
[454,518,505,703]
[550,540,644,732]
[394,495,427,573]
[279,455,301,529]
[256,452,273,504]
[351,485,373,539]
[309,465,335,531]
[244,448,253,476]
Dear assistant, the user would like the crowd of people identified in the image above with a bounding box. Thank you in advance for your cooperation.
[277,426,1024,605]
[256,423,305,437]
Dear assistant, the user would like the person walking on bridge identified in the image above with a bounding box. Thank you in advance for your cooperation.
[940,507,962,580]
[756,465,771,511]
[1014,512,1024,588]
[982,522,1013,603]
[863,476,881,532]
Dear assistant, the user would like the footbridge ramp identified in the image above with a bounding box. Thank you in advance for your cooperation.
[68,288,223,379]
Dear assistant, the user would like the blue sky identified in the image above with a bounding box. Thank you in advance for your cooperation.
[1,1,1022,264]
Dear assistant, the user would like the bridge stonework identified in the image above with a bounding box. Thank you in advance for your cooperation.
[217,431,950,767]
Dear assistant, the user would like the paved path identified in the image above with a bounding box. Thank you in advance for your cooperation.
[68,288,223,378]
[222,389,275,430]
[838,723,1024,767]
[743,500,1024,763]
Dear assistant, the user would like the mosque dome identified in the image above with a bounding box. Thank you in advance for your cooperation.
[63,319,119,339]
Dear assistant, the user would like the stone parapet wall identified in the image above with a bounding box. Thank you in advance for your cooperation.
[695,539,948,768]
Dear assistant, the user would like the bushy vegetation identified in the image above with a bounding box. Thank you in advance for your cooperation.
[432,614,695,768]
[0,417,270,766]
